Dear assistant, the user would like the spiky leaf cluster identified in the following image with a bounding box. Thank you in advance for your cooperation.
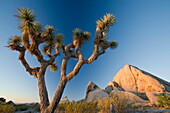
[33,21,43,34]
[15,8,36,33]
[99,40,118,49]
[8,35,21,46]
[49,63,58,72]
[42,25,57,38]
[72,28,91,42]
[15,8,35,22]
[96,13,116,30]
[42,25,58,54]
[55,33,64,43]
[110,40,118,49]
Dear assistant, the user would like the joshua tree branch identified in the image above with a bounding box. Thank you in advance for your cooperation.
[66,54,84,81]
[48,76,67,113]
[8,45,39,78]
[21,30,30,49]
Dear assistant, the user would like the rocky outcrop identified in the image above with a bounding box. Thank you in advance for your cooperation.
[84,64,170,105]
[85,81,109,102]
[110,64,170,94]
[111,90,148,104]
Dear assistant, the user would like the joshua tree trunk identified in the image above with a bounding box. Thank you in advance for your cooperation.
[38,75,67,113]
[38,74,49,112]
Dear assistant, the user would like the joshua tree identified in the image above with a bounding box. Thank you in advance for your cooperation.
[7,8,118,113]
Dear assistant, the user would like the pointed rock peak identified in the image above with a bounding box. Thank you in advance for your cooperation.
[86,81,100,94]
[123,64,139,70]
[112,64,170,93]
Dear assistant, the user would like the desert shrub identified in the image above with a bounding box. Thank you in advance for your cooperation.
[55,96,99,113]
[31,103,40,111]
[157,94,170,108]
[0,98,6,103]
[15,104,29,111]
[98,97,111,113]
[98,93,134,113]
[15,103,40,111]
[0,104,16,113]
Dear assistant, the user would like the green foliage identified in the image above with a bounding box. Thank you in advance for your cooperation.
[33,21,43,34]
[55,33,64,44]
[96,13,116,30]
[15,8,35,22]
[110,40,118,49]
[42,25,58,54]
[15,8,36,33]
[82,32,91,42]
[99,40,118,50]
[44,25,57,34]
[8,35,21,46]
[0,104,16,113]
[55,96,99,113]
[72,28,82,40]
[49,63,58,72]
[98,94,133,113]
[72,28,91,42]
[0,98,6,103]
[15,103,40,112]
[157,94,170,108]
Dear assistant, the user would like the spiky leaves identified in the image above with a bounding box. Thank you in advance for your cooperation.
[42,25,64,56]
[96,13,118,50]
[55,33,64,50]
[99,40,118,50]
[8,35,21,46]
[8,35,22,50]
[72,28,91,46]
[49,63,58,72]
[33,21,43,35]
[42,25,56,54]
[15,8,36,34]
[16,8,35,22]
[83,32,91,42]
[96,13,116,30]
[55,33,64,44]
[110,40,118,49]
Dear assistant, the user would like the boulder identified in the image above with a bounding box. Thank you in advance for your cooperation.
[85,81,100,94]
[85,81,109,102]
[105,85,113,94]
[110,64,170,94]
[108,81,124,91]
[111,90,149,104]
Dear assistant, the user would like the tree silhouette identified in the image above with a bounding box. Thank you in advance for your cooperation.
[7,8,118,113]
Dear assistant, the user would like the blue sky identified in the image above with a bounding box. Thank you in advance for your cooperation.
[1,0,170,103]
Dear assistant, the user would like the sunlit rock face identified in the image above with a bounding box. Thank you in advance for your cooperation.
[110,64,170,94]
[84,64,170,105]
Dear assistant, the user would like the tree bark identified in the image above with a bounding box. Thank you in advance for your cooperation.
[48,76,67,113]
[37,74,50,112]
